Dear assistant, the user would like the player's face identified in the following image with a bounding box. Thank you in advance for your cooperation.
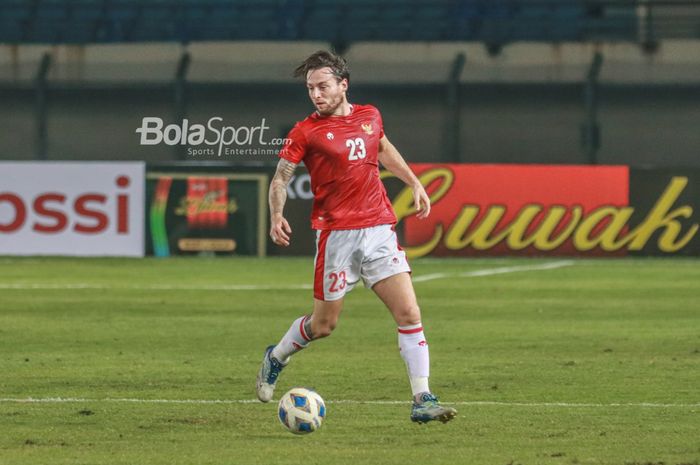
[306,67,348,116]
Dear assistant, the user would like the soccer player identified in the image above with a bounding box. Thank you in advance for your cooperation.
[256,50,457,424]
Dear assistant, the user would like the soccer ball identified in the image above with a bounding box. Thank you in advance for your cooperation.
[277,387,326,435]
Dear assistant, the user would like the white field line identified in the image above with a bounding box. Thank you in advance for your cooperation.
[411,272,449,283]
[0,397,697,409]
[412,260,575,283]
[0,261,575,290]
[0,283,314,291]
[457,260,575,278]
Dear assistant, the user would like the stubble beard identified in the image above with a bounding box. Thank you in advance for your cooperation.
[316,94,345,116]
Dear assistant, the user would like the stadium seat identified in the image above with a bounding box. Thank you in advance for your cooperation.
[62,28,95,44]
[1,1,32,20]
[0,0,667,45]
[0,21,24,43]
[71,7,103,21]
[35,1,69,21]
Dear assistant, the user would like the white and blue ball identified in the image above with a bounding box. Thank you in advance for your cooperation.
[277,387,326,434]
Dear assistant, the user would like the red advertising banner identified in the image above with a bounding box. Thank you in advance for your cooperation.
[383,163,698,257]
[0,162,144,257]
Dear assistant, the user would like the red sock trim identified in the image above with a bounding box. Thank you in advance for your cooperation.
[398,326,424,334]
[299,315,311,342]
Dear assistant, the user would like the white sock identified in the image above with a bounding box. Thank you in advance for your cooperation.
[271,315,312,362]
[398,322,431,397]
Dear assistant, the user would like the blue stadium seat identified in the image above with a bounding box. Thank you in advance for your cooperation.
[207,5,239,30]
[380,6,410,23]
[138,5,172,20]
[61,22,96,43]
[181,4,208,20]
[1,1,32,20]
[0,21,24,43]
[72,7,103,21]
[35,1,69,20]
[346,7,378,23]
[30,24,61,43]
[109,4,139,21]
[301,21,341,42]
[0,0,649,44]
[238,6,278,22]
[557,5,585,19]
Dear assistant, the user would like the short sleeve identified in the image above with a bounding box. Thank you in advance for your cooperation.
[278,123,307,164]
[375,106,385,139]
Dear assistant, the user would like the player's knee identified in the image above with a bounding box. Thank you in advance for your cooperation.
[311,319,336,339]
[396,304,421,326]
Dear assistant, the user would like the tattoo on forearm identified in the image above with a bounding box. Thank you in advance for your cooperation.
[269,159,297,216]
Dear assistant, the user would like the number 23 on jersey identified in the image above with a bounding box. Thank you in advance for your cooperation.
[346,138,366,161]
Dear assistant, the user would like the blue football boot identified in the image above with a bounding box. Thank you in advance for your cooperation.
[410,392,457,424]
[256,345,288,402]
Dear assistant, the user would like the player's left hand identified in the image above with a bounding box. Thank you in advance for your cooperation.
[412,183,431,219]
[270,214,292,247]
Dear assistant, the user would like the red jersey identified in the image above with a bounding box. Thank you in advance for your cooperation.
[278,104,397,230]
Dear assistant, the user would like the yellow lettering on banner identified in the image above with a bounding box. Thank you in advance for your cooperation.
[531,206,583,251]
[383,168,454,258]
[384,168,697,256]
[444,206,490,250]
[504,206,544,250]
[625,177,698,252]
[446,205,584,251]
[382,168,454,224]
[404,225,443,258]
[466,206,508,250]
[572,207,634,251]
[444,206,509,250]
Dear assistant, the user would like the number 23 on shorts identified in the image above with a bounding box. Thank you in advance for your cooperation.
[328,271,347,292]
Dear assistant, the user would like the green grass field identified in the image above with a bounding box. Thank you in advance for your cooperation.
[0,256,698,465]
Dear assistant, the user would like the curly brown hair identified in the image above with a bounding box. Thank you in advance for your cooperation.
[293,50,350,83]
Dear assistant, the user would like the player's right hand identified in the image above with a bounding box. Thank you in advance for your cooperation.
[270,215,292,247]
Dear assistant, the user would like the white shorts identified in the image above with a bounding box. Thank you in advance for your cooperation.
[313,224,411,301]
